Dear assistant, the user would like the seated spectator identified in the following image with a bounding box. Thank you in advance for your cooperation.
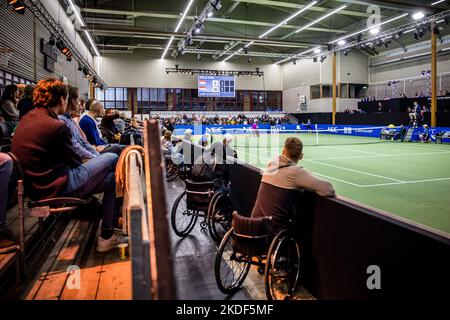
[419,124,430,143]
[100,109,121,143]
[18,85,35,120]
[162,131,183,164]
[0,84,19,129]
[12,78,126,252]
[445,90,450,97]
[80,100,107,146]
[0,152,15,253]
[114,112,127,134]
[59,86,100,162]
[251,137,335,234]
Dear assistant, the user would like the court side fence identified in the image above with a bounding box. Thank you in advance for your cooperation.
[125,119,176,300]
[228,163,450,299]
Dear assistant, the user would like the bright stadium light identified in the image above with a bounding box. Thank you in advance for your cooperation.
[370,28,380,35]
[275,46,321,65]
[84,30,100,57]
[223,47,243,62]
[338,40,346,46]
[294,5,347,34]
[330,13,408,44]
[431,0,445,5]
[412,12,425,20]
[162,0,195,59]
[258,1,317,39]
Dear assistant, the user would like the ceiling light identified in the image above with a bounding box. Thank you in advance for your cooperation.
[370,28,380,35]
[275,46,321,65]
[207,10,214,18]
[412,12,425,20]
[258,1,318,39]
[338,40,346,46]
[223,48,243,62]
[314,48,321,54]
[294,5,347,34]
[330,13,408,45]
[84,30,100,56]
[162,0,194,59]
[432,0,445,5]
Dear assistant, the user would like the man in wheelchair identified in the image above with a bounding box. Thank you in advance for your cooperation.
[215,137,335,300]
[251,137,335,233]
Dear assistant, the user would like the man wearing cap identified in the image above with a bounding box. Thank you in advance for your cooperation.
[419,124,430,143]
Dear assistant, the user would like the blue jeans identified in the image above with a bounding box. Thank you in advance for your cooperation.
[0,153,13,232]
[61,153,119,231]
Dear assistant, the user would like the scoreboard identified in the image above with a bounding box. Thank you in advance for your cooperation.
[198,75,235,98]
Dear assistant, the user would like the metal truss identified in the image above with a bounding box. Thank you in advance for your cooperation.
[184,48,291,59]
[277,9,450,64]
[23,0,107,88]
[165,66,264,77]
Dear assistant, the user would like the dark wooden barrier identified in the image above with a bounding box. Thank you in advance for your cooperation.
[143,120,177,299]
[228,162,450,299]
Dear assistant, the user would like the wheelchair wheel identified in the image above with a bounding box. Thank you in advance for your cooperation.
[215,228,251,294]
[264,230,300,300]
[207,193,233,243]
[165,158,179,182]
[171,191,198,237]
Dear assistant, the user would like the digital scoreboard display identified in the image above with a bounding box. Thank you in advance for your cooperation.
[198,75,235,98]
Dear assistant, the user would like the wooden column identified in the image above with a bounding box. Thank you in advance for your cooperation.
[332,53,337,125]
[431,24,438,127]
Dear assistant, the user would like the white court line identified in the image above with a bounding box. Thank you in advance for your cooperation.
[320,145,388,156]
[304,150,450,161]
[306,159,406,183]
[312,172,363,187]
[393,143,450,152]
[240,149,365,188]
[361,177,450,188]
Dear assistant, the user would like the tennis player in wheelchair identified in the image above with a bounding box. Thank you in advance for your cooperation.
[215,137,335,300]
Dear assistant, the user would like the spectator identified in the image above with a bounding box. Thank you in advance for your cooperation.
[0,153,15,253]
[17,85,35,120]
[100,109,121,143]
[251,137,335,234]
[0,84,19,128]
[59,86,99,162]
[114,112,127,134]
[12,78,126,252]
[80,99,107,146]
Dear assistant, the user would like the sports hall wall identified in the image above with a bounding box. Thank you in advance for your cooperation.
[97,54,282,91]
[281,51,369,114]
[368,39,450,99]
[0,1,92,97]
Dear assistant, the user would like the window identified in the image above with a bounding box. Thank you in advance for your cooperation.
[95,87,128,110]
[137,88,167,113]
[311,85,321,99]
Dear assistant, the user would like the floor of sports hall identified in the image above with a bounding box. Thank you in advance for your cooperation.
[204,132,450,234]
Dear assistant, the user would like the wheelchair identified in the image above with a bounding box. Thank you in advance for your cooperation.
[214,212,301,300]
[171,179,233,241]
[164,154,180,182]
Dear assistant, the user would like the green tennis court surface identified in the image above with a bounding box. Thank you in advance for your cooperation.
[212,132,450,234]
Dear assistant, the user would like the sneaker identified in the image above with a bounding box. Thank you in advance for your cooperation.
[0,238,18,254]
[96,234,128,253]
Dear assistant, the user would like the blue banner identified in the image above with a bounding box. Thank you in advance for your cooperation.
[173,124,450,143]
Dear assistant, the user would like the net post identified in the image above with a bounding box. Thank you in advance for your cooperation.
[315,124,319,145]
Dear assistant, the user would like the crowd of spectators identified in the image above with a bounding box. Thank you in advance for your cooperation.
[154,112,290,128]
[0,79,143,254]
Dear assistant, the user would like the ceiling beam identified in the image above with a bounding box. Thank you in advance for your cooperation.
[333,0,438,14]
[86,26,315,48]
[230,0,372,17]
[80,8,347,33]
